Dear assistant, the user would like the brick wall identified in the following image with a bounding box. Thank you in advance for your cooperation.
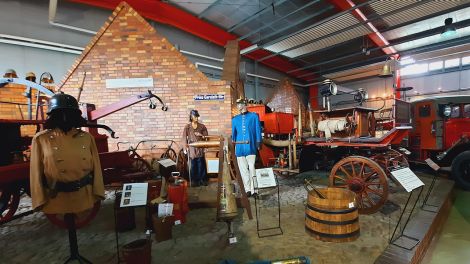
[59,3,233,151]
[266,78,308,129]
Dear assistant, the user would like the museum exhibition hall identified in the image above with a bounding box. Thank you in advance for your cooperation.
[1,0,470,263]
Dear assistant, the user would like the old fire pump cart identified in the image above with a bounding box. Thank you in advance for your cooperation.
[300,80,411,214]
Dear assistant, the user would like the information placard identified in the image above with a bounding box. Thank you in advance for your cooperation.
[206,158,219,174]
[390,168,425,192]
[158,158,176,168]
[425,158,440,171]
[120,183,149,207]
[157,203,173,217]
[255,168,277,189]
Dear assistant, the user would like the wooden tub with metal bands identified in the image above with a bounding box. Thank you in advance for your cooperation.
[305,187,359,242]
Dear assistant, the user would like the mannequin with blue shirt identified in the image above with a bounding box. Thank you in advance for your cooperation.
[231,98,262,196]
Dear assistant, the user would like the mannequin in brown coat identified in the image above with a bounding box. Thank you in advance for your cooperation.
[30,93,104,214]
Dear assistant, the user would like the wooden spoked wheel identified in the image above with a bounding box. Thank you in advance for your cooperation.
[371,149,409,175]
[161,148,177,161]
[329,156,388,214]
[130,153,152,173]
[46,201,101,229]
[0,187,21,224]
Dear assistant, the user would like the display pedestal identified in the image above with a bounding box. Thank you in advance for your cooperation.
[389,167,425,250]
[389,186,424,250]
[254,171,283,238]
[64,213,92,264]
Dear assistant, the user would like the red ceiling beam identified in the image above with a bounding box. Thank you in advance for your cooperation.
[328,0,398,56]
[68,0,313,80]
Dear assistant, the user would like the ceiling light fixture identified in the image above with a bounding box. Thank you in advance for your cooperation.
[441,18,457,38]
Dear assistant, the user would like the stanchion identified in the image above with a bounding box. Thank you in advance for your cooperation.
[64,214,92,264]
[421,158,441,213]
[389,185,424,250]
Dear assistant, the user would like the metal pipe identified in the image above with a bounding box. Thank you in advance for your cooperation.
[238,0,322,41]
[180,50,224,62]
[227,0,291,33]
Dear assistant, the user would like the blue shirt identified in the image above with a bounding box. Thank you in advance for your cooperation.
[232,112,262,157]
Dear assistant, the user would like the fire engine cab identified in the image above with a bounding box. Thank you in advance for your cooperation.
[409,95,470,190]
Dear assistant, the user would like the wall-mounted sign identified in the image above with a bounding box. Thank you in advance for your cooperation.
[194,94,225,101]
[106,78,154,89]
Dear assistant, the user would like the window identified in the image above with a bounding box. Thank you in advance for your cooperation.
[445,58,460,68]
[401,63,428,76]
[450,105,460,118]
[419,104,431,117]
[428,61,443,71]
[464,104,470,118]
[463,56,470,66]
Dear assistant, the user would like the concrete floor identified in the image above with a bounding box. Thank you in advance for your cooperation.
[422,189,470,264]
[0,170,463,264]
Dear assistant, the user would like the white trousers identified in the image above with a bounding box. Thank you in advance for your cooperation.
[237,155,257,194]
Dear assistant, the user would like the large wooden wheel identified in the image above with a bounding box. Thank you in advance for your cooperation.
[0,187,21,224]
[46,201,101,229]
[329,156,388,214]
[129,152,152,173]
[371,149,409,178]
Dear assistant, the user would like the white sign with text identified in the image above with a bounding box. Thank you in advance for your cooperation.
[120,183,149,207]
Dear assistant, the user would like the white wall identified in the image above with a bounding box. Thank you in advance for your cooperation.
[401,69,470,101]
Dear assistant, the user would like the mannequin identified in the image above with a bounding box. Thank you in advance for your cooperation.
[30,93,104,214]
[231,99,262,196]
[182,109,209,186]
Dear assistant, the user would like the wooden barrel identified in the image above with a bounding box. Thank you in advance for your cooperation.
[305,187,359,242]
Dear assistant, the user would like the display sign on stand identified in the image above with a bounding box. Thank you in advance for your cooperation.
[114,183,149,263]
[120,183,149,207]
[254,168,283,238]
[389,168,425,250]
[255,168,277,189]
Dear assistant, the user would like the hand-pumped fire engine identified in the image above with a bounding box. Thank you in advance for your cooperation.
[0,77,169,226]
[299,80,412,214]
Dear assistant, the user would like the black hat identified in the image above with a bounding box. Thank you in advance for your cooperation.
[190,109,200,117]
[47,92,81,115]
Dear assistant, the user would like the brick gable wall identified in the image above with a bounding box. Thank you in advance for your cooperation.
[59,2,233,151]
[266,78,308,129]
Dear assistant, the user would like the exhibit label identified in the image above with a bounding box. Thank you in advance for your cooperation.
[120,183,149,207]
[194,94,225,101]
[106,78,154,88]
[390,168,424,192]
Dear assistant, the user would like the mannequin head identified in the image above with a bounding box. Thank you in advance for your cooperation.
[44,93,85,132]
[189,109,200,123]
[236,98,247,114]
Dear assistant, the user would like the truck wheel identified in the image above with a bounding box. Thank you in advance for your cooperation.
[451,151,470,190]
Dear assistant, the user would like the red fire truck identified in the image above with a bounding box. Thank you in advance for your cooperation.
[409,95,470,190]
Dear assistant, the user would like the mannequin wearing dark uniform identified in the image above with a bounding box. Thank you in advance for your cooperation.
[182,110,208,186]
[30,93,104,214]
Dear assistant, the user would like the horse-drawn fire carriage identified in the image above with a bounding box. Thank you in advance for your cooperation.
[0,78,173,227]
[300,81,412,214]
